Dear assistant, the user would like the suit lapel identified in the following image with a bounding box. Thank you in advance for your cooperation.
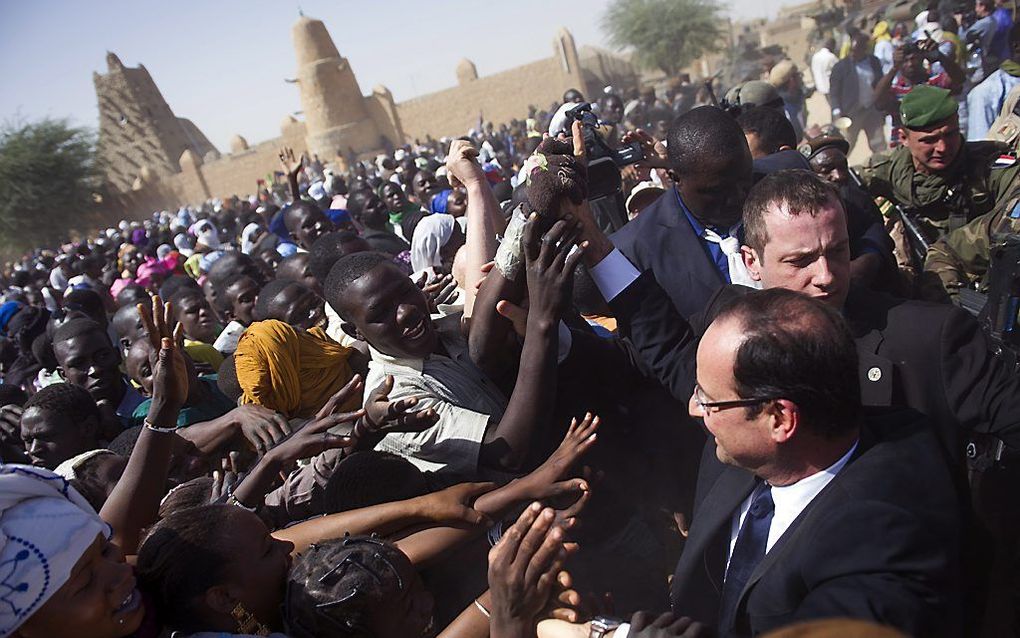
[655,193,727,310]
[680,463,757,590]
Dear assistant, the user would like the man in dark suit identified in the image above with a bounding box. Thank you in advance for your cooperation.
[674,288,960,636]
[609,106,756,319]
[828,32,885,155]
[583,170,1020,468]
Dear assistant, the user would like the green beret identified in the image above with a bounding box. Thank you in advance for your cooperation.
[899,85,958,129]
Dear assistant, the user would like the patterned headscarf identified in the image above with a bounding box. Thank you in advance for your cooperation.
[0,465,109,637]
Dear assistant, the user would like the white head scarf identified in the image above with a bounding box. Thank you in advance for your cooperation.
[240,222,262,255]
[410,213,455,273]
[0,465,109,638]
[173,233,194,257]
[190,219,221,249]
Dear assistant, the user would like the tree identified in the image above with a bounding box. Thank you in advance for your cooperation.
[0,118,102,254]
[602,0,725,78]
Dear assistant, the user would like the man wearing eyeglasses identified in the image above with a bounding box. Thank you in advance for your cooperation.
[666,288,961,636]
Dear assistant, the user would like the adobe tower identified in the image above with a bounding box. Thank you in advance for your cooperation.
[291,15,404,160]
[94,52,217,192]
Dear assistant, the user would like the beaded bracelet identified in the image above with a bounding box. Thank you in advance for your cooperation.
[143,418,178,434]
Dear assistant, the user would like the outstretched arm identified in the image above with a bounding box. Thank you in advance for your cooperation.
[101,296,186,554]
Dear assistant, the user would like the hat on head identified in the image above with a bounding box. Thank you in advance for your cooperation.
[768,60,798,87]
[899,85,957,129]
[625,181,665,214]
[731,81,782,109]
[798,134,851,160]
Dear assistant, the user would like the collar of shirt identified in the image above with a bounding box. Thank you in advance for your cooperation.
[676,187,744,282]
[766,439,859,551]
[366,314,465,375]
[729,438,859,562]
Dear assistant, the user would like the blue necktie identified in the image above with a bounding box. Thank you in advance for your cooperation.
[719,483,774,633]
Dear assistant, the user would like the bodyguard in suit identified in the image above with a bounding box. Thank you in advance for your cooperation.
[675,289,961,636]
[586,170,1020,468]
[609,106,757,319]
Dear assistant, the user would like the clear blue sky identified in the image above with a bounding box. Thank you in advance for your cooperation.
[0,0,785,151]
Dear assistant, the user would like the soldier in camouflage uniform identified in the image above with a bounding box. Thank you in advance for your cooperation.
[925,188,1020,294]
[857,85,1019,273]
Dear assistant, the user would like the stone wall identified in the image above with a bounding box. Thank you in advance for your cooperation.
[394,30,638,141]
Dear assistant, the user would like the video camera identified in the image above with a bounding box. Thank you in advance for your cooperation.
[564,102,644,201]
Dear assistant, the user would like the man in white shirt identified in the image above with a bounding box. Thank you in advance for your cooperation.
[671,289,961,636]
[810,38,839,109]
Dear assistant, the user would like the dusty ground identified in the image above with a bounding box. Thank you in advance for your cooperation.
[804,89,883,167]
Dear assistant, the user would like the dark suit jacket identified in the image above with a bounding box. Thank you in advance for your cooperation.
[828,55,883,115]
[673,414,962,636]
[609,189,726,320]
[609,274,1020,464]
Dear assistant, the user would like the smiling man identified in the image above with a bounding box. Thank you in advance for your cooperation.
[325,243,571,477]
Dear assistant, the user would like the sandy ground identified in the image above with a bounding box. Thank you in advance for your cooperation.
[804,89,882,167]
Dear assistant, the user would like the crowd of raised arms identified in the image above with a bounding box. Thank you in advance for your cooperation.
[7,6,1020,634]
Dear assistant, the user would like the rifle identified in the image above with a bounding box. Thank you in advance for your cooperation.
[849,168,931,270]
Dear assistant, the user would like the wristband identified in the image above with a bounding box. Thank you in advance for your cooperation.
[473,599,491,618]
[487,519,505,547]
[226,488,258,512]
[143,418,179,433]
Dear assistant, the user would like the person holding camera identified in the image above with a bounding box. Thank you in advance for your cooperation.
[874,36,966,146]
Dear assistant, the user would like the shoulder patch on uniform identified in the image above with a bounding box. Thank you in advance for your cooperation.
[993,154,1018,169]
[1010,199,1020,219]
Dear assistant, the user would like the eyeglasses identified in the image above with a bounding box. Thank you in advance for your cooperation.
[693,383,781,414]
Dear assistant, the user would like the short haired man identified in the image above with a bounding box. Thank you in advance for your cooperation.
[324,220,580,477]
[967,22,1020,140]
[859,85,1019,268]
[672,289,960,635]
[51,318,144,433]
[283,201,333,252]
[610,106,756,319]
[580,169,1020,471]
[20,382,103,469]
[736,106,798,159]
[828,32,886,154]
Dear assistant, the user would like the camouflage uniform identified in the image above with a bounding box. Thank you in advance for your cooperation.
[858,141,1018,237]
[925,187,1020,293]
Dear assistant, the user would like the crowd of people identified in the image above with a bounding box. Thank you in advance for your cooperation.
[5,3,1020,634]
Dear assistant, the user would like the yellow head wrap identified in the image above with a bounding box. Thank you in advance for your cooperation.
[234,320,359,418]
[873,21,891,42]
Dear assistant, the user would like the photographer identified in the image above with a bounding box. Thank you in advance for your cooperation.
[874,37,965,145]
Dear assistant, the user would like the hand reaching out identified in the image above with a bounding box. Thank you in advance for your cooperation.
[228,404,292,455]
[417,481,497,527]
[489,503,577,638]
[628,611,713,638]
[263,375,366,463]
[363,375,439,433]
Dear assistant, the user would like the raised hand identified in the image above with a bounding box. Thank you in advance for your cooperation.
[519,413,599,515]
[489,503,574,638]
[279,147,305,181]
[137,295,187,418]
[523,213,586,325]
[363,374,439,433]
[0,404,28,464]
[445,138,484,189]
[416,271,458,313]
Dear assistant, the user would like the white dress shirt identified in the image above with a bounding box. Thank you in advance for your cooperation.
[727,440,859,570]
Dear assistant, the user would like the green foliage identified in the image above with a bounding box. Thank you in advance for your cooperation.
[0,118,101,254]
[601,0,725,77]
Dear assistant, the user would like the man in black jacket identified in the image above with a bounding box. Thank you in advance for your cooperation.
[676,288,960,636]
[829,32,886,154]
